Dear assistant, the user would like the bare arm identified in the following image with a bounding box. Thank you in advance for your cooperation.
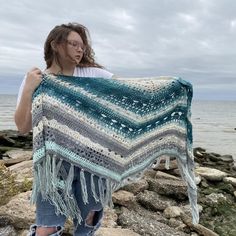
[14,68,42,134]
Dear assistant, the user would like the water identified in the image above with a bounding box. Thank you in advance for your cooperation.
[0,95,17,131]
[191,100,236,159]
[0,94,235,159]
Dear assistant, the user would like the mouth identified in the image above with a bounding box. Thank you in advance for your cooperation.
[74,55,82,63]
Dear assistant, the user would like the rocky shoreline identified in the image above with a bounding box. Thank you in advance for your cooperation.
[1,130,236,236]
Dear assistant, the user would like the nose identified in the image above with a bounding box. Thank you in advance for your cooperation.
[76,46,85,53]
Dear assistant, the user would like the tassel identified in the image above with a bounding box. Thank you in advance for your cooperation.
[80,169,89,204]
[65,164,74,196]
[98,176,105,205]
[105,178,113,207]
[45,154,52,193]
[30,166,40,204]
[165,155,170,169]
[91,173,100,203]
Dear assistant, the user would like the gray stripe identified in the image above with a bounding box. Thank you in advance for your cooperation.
[33,126,186,174]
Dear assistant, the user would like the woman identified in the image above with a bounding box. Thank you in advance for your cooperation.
[15,22,113,236]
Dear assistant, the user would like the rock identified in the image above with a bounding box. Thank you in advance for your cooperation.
[223,176,236,187]
[112,190,135,208]
[120,178,149,194]
[0,130,33,149]
[18,229,29,236]
[180,213,219,236]
[218,155,234,163]
[0,225,17,236]
[153,159,178,171]
[0,133,15,146]
[205,193,227,204]
[1,150,32,167]
[163,206,184,219]
[118,207,187,236]
[143,169,156,179]
[207,153,234,163]
[9,160,33,172]
[193,147,206,158]
[190,233,199,236]
[0,163,19,206]
[147,178,188,200]
[155,171,181,180]
[4,149,32,159]
[195,167,228,181]
[168,217,185,228]
[0,191,35,229]
[180,204,203,219]
[96,227,140,236]
[101,207,118,228]
[136,190,177,211]
[9,160,33,191]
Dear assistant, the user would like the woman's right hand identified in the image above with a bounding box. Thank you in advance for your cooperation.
[24,67,43,93]
[14,67,43,134]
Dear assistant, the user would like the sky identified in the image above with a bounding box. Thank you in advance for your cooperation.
[0,0,236,100]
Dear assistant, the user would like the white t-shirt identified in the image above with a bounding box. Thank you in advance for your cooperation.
[16,67,113,108]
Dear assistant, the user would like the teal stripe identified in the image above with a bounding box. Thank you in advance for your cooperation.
[33,141,186,182]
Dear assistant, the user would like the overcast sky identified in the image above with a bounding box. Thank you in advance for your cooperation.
[0,0,235,100]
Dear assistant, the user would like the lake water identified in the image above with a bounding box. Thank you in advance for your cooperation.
[0,94,235,159]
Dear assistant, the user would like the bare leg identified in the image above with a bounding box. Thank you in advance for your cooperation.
[36,226,57,236]
[85,210,96,226]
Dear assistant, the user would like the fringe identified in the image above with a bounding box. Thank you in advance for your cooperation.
[165,155,170,169]
[91,173,100,203]
[30,154,83,224]
[176,157,199,224]
[80,168,89,204]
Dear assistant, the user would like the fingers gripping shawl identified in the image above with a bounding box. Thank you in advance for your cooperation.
[31,74,199,224]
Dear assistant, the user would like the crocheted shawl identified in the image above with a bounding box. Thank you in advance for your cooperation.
[30,74,199,224]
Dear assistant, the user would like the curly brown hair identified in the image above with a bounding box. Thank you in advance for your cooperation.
[44,22,103,70]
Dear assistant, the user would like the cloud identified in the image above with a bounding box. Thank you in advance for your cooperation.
[0,0,235,100]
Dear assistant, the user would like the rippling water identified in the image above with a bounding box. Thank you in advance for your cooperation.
[0,94,235,159]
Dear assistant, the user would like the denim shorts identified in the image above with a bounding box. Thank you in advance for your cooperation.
[28,161,105,236]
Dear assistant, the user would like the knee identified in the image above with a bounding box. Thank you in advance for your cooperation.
[85,208,104,227]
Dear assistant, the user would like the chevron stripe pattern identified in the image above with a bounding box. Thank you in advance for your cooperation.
[31,74,199,224]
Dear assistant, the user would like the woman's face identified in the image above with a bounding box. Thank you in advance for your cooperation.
[57,31,85,66]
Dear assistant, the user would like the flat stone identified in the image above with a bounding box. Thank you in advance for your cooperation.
[136,190,177,211]
[112,190,135,208]
[155,171,181,180]
[223,177,236,187]
[121,178,149,194]
[143,169,157,179]
[0,191,35,229]
[118,207,187,236]
[101,207,118,228]
[181,212,219,236]
[153,159,178,171]
[96,227,140,236]
[205,193,227,204]
[164,206,184,219]
[9,160,33,189]
[147,178,188,200]
[219,155,234,163]
[4,150,32,159]
[195,167,228,181]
